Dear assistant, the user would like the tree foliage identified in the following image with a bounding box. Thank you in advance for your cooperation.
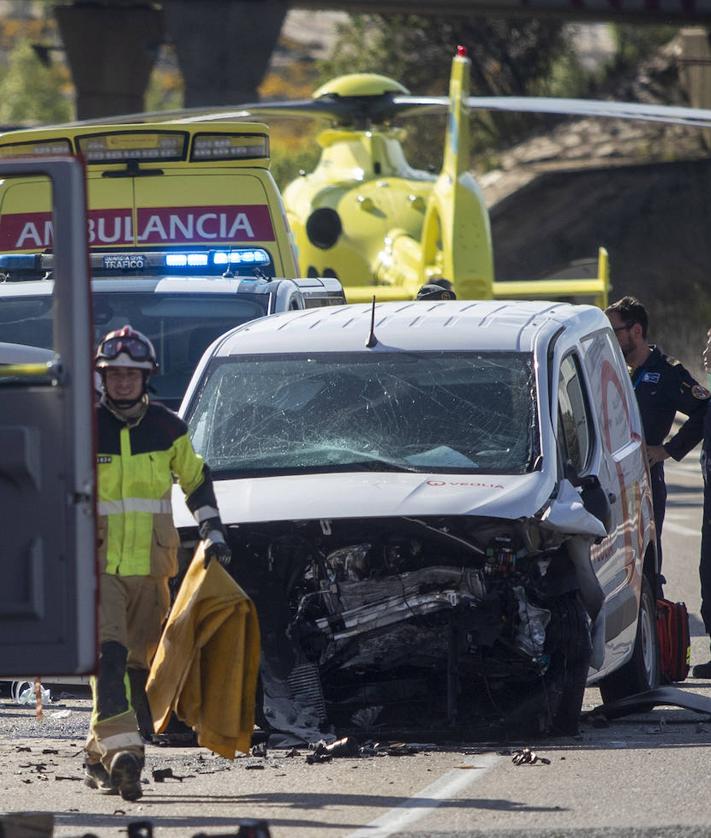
[0,38,71,125]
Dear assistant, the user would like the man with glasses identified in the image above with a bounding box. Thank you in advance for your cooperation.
[606,297,709,590]
[84,325,231,800]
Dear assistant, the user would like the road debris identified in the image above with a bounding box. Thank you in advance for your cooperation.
[511,747,551,766]
[151,767,194,783]
[250,741,268,758]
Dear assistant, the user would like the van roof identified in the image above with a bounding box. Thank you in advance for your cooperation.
[212,300,609,355]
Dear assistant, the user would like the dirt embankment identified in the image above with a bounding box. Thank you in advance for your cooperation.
[489,157,711,375]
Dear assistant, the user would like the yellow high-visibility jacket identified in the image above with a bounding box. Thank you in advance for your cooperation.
[97,400,219,577]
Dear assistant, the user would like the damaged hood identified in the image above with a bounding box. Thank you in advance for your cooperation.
[173,469,556,527]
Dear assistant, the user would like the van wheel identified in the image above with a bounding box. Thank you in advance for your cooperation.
[599,576,659,704]
[508,593,591,737]
[548,593,592,735]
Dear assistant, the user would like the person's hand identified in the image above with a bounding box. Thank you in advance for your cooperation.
[199,517,231,568]
[647,444,670,467]
[203,537,231,568]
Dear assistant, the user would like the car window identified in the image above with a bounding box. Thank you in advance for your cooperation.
[557,353,593,474]
[580,330,636,454]
[0,290,269,409]
[187,350,538,477]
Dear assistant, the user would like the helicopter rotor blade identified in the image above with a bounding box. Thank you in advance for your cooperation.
[51,92,711,132]
[390,94,711,129]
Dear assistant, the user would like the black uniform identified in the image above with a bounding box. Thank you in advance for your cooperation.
[631,346,709,574]
[699,410,711,638]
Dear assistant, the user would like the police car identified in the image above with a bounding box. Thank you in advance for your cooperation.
[173,300,659,740]
[0,249,344,409]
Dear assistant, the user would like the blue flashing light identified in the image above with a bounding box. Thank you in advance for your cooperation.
[164,253,209,268]
[0,254,41,271]
[213,248,269,266]
[165,254,188,267]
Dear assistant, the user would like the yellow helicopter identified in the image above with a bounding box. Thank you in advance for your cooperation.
[60,46,711,306]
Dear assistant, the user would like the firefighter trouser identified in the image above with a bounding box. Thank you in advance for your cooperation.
[85,574,171,770]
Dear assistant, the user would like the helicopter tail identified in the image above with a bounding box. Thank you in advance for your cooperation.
[419,46,495,300]
[492,247,610,309]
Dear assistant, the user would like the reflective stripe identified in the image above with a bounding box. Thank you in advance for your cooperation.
[205,529,226,545]
[194,505,219,523]
[98,498,172,516]
[100,731,144,751]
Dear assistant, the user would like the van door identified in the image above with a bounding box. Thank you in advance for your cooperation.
[579,329,649,666]
[0,157,96,674]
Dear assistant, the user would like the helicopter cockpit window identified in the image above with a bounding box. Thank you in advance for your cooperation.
[187,350,537,478]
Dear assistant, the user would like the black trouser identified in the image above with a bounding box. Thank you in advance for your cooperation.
[651,462,667,576]
[700,447,711,637]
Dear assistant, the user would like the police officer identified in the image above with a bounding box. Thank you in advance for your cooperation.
[84,325,231,801]
[416,278,457,301]
[692,330,711,677]
[606,297,709,585]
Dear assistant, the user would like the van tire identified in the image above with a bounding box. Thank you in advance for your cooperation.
[599,575,659,704]
[548,593,592,735]
[508,593,591,737]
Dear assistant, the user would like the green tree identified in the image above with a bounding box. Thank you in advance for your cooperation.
[0,38,71,124]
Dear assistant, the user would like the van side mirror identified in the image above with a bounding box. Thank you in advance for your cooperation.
[563,463,611,536]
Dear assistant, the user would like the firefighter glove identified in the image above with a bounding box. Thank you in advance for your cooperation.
[199,518,231,568]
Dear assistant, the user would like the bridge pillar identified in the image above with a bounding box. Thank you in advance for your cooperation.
[163,0,288,106]
[55,2,164,119]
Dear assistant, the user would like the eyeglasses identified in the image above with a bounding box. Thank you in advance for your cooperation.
[98,336,151,362]
[612,324,633,334]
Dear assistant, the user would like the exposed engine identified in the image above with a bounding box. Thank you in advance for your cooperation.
[213,515,587,741]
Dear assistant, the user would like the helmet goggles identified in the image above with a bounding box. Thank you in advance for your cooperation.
[98,336,152,363]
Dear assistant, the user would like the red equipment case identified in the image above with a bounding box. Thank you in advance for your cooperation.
[656,598,691,683]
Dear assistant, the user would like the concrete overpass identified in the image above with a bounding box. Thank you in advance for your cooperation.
[48,0,711,119]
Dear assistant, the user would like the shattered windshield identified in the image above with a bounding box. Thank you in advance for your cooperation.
[187,351,537,477]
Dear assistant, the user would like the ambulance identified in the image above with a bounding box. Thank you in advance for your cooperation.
[0,121,299,277]
[0,121,345,410]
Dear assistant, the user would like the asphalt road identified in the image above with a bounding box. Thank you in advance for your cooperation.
[1,455,710,838]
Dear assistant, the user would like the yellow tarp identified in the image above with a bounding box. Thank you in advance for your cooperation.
[147,545,261,759]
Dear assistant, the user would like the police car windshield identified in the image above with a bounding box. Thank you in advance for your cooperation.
[0,291,269,409]
[187,351,537,477]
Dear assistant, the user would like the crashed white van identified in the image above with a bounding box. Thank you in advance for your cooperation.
[176,300,659,738]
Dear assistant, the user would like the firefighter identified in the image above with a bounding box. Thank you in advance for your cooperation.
[84,325,231,801]
[606,297,709,587]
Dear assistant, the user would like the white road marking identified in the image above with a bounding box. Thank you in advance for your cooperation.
[346,753,501,837]
[664,521,701,538]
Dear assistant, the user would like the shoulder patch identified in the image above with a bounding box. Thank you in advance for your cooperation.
[692,384,711,400]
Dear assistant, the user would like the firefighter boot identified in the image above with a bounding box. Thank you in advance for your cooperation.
[83,760,115,793]
[109,751,143,801]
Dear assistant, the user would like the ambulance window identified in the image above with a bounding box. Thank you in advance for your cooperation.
[557,353,593,474]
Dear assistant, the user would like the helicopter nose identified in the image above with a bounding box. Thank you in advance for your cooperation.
[306,207,342,250]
